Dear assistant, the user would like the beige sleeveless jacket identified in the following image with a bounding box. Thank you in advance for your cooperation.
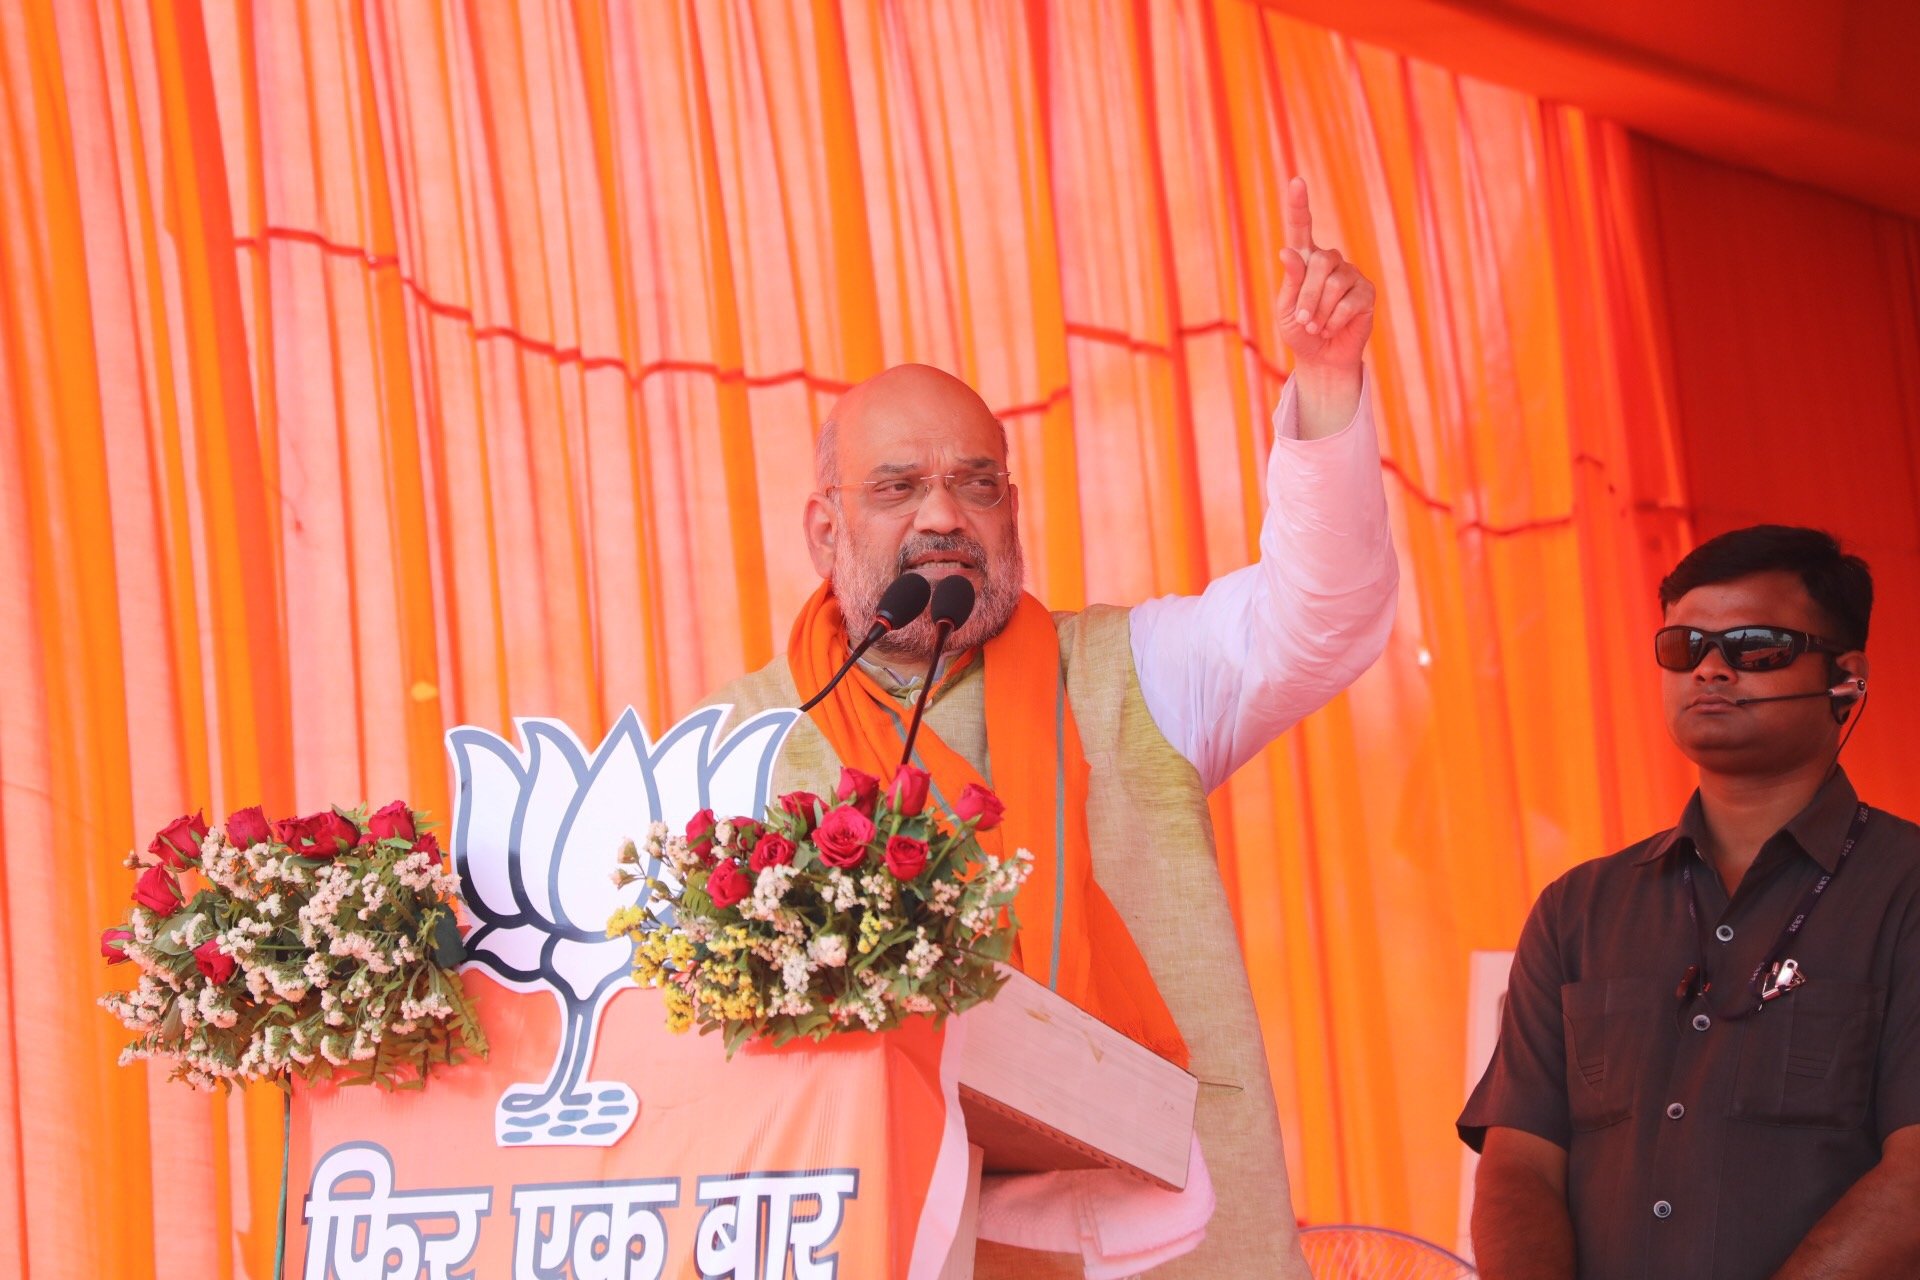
[705,604,1310,1279]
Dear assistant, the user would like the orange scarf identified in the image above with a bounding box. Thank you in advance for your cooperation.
[790,583,1189,1067]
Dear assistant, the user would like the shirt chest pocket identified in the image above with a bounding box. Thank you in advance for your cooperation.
[1561,978,1666,1131]
[1731,980,1883,1129]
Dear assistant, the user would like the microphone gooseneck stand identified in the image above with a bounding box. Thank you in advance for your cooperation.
[798,572,934,713]
[899,576,976,768]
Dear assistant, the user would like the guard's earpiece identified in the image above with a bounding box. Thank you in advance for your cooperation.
[1830,676,1866,723]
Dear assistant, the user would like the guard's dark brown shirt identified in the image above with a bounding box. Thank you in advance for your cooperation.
[1459,771,1920,1279]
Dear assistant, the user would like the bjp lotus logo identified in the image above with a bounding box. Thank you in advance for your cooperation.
[445,705,798,1146]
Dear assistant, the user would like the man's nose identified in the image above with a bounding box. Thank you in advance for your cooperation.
[912,478,967,534]
[1694,647,1736,681]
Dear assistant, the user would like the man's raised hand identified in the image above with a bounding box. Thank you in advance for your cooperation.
[1275,177,1372,438]
[1277,177,1375,374]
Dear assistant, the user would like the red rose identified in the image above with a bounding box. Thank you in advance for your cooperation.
[192,938,235,985]
[836,767,881,816]
[272,815,313,848]
[749,832,796,873]
[953,783,1005,832]
[889,765,931,817]
[148,811,209,868]
[101,926,132,964]
[301,810,358,858]
[367,800,416,843]
[884,834,929,881]
[778,791,824,835]
[730,818,763,851]
[413,831,442,861]
[225,805,271,850]
[132,865,182,914]
[686,809,718,860]
[814,806,876,869]
[706,859,751,910]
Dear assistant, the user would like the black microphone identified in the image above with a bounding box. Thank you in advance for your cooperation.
[1731,679,1866,708]
[900,576,976,766]
[798,573,933,712]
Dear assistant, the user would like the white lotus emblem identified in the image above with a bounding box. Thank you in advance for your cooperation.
[446,705,797,1146]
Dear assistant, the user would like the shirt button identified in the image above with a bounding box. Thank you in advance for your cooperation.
[1653,1200,1673,1220]
[1666,1102,1686,1120]
[1692,1013,1712,1032]
[1715,924,1735,943]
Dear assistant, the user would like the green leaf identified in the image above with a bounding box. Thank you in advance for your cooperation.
[429,912,467,967]
[150,914,202,957]
[972,931,1014,962]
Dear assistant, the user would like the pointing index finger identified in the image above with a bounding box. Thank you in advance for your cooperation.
[1285,176,1315,254]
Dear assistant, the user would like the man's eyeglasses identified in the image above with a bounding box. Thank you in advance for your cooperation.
[1653,625,1841,673]
[829,470,1012,513]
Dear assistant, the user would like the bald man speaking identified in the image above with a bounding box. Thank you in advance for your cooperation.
[705,180,1398,1277]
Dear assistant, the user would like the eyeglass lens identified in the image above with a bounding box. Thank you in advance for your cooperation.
[865,472,1008,511]
[1654,627,1802,672]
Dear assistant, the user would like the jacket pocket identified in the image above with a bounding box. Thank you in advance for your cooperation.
[1562,978,1661,1131]
[1731,980,1883,1129]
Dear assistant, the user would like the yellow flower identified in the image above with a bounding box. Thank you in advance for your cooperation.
[662,986,695,1033]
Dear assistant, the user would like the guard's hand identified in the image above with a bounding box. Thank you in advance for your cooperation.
[1276,177,1374,374]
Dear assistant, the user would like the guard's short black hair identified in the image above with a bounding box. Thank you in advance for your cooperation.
[1659,525,1873,650]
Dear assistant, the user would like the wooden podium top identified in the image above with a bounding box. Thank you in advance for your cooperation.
[954,966,1198,1191]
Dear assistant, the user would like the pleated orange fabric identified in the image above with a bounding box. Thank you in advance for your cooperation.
[4,2,1916,1272]
[788,582,1189,1067]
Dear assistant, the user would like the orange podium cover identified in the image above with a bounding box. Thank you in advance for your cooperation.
[282,975,967,1278]
[275,707,970,1278]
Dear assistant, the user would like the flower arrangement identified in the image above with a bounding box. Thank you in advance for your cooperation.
[99,802,487,1091]
[607,764,1031,1055]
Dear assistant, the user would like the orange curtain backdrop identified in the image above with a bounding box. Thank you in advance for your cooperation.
[4,1,1910,1272]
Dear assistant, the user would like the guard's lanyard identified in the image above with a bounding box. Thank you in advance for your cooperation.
[1677,802,1870,1019]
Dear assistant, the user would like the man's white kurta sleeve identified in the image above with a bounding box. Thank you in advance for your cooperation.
[1128,371,1398,793]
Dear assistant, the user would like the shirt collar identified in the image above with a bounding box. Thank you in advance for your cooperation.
[854,648,966,698]
[1633,768,1861,873]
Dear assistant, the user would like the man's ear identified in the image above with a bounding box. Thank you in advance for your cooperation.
[803,493,838,579]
